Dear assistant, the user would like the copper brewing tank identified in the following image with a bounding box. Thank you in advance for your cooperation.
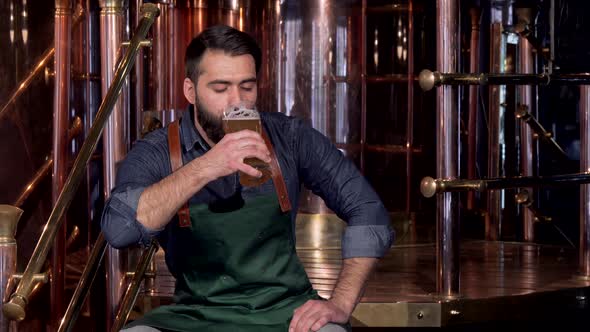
[270,0,362,213]
[144,0,362,214]
[145,0,253,124]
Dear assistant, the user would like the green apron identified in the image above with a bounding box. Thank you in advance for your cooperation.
[126,190,319,332]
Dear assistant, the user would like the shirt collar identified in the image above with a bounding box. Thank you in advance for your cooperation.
[180,104,209,152]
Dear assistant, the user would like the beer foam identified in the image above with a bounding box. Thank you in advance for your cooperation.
[224,106,260,119]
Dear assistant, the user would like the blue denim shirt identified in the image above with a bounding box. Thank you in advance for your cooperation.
[100,107,394,259]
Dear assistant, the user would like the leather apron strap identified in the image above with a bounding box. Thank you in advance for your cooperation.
[261,128,292,213]
[168,121,192,227]
[167,120,292,224]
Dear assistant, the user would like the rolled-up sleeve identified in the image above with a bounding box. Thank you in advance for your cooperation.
[101,130,170,248]
[293,119,394,259]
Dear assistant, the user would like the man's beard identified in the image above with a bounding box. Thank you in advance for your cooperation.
[196,99,225,144]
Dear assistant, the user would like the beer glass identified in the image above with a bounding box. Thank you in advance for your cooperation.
[222,105,271,186]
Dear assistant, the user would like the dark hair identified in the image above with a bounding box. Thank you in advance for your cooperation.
[185,25,262,82]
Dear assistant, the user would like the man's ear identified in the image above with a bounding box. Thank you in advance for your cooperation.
[183,77,196,104]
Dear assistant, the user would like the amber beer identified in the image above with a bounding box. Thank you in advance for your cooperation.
[222,107,271,186]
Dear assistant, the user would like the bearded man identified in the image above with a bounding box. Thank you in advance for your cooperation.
[101,24,393,332]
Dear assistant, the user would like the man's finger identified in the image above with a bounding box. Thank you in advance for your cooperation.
[238,142,271,159]
[296,310,323,332]
[236,163,262,178]
[289,300,315,332]
[224,129,264,141]
[311,317,330,332]
[293,301,322,332]
[239,147,271,164]
[231,137,265,150]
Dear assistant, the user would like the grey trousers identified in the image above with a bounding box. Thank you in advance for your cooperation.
[120,322,351,332]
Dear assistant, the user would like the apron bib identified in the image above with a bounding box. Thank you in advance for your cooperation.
[126,192,317,331]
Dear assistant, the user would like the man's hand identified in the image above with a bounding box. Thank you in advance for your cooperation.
[288,258,378,332]
[196,130,271,181]
[289,299,349,332]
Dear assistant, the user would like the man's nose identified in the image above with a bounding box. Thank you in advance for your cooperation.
[227,86,242,106]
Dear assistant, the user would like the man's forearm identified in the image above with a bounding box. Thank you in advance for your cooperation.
[136,157,213,231]
[329,257,378,316]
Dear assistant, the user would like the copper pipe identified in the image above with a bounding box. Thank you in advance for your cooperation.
[580,85,590,278]
[152,2,168,114]
[467,7,480,210]
[57,234,107,332]
[99,0,129,329]
[111,241,158,332]
[421,172,590,198]
[515,105,568,159]
[167,2,179,115]
[12,117,82,209]
[51,1,73,329]
[167,2,207,115]
[1,4,160,322]
[405,0,414,215]
[0,5,85,122]
[435,0,460,298]
[83,0,101,319]
[360,0,367,173]
[0,206,22,332]
[65,226,80,250]
[143,253,157,296]
[133,0,145,143]
[100,0,129,193]
[515,27,549,62]
[255,0,278,115]
[364,74,416,83]
[487,20,504,241]
[323,0,333,145]
[517,6,536,242]
[13,157,53,208]
[549,0,555,73]
[419,70,590,91]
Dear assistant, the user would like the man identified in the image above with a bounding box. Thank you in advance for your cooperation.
[101,25,393,332]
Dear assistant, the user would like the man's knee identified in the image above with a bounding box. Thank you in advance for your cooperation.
[317,322,352,332]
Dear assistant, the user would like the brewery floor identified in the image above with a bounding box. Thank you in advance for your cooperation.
[135,213,590,329]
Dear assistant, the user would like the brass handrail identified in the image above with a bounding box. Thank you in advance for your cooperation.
[57,234,107,332]
[515,190,551,223]
[0,205,22,331]
[515,104,569,160]
[418,69,590,91]
[421,172,590,198]
[1,3,160,321]
[111,241,158,332]
[0,5,85,122]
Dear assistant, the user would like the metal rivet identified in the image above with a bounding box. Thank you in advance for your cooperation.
[416,312,424,319]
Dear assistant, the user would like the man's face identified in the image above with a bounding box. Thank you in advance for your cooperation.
[190,50,257,143]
